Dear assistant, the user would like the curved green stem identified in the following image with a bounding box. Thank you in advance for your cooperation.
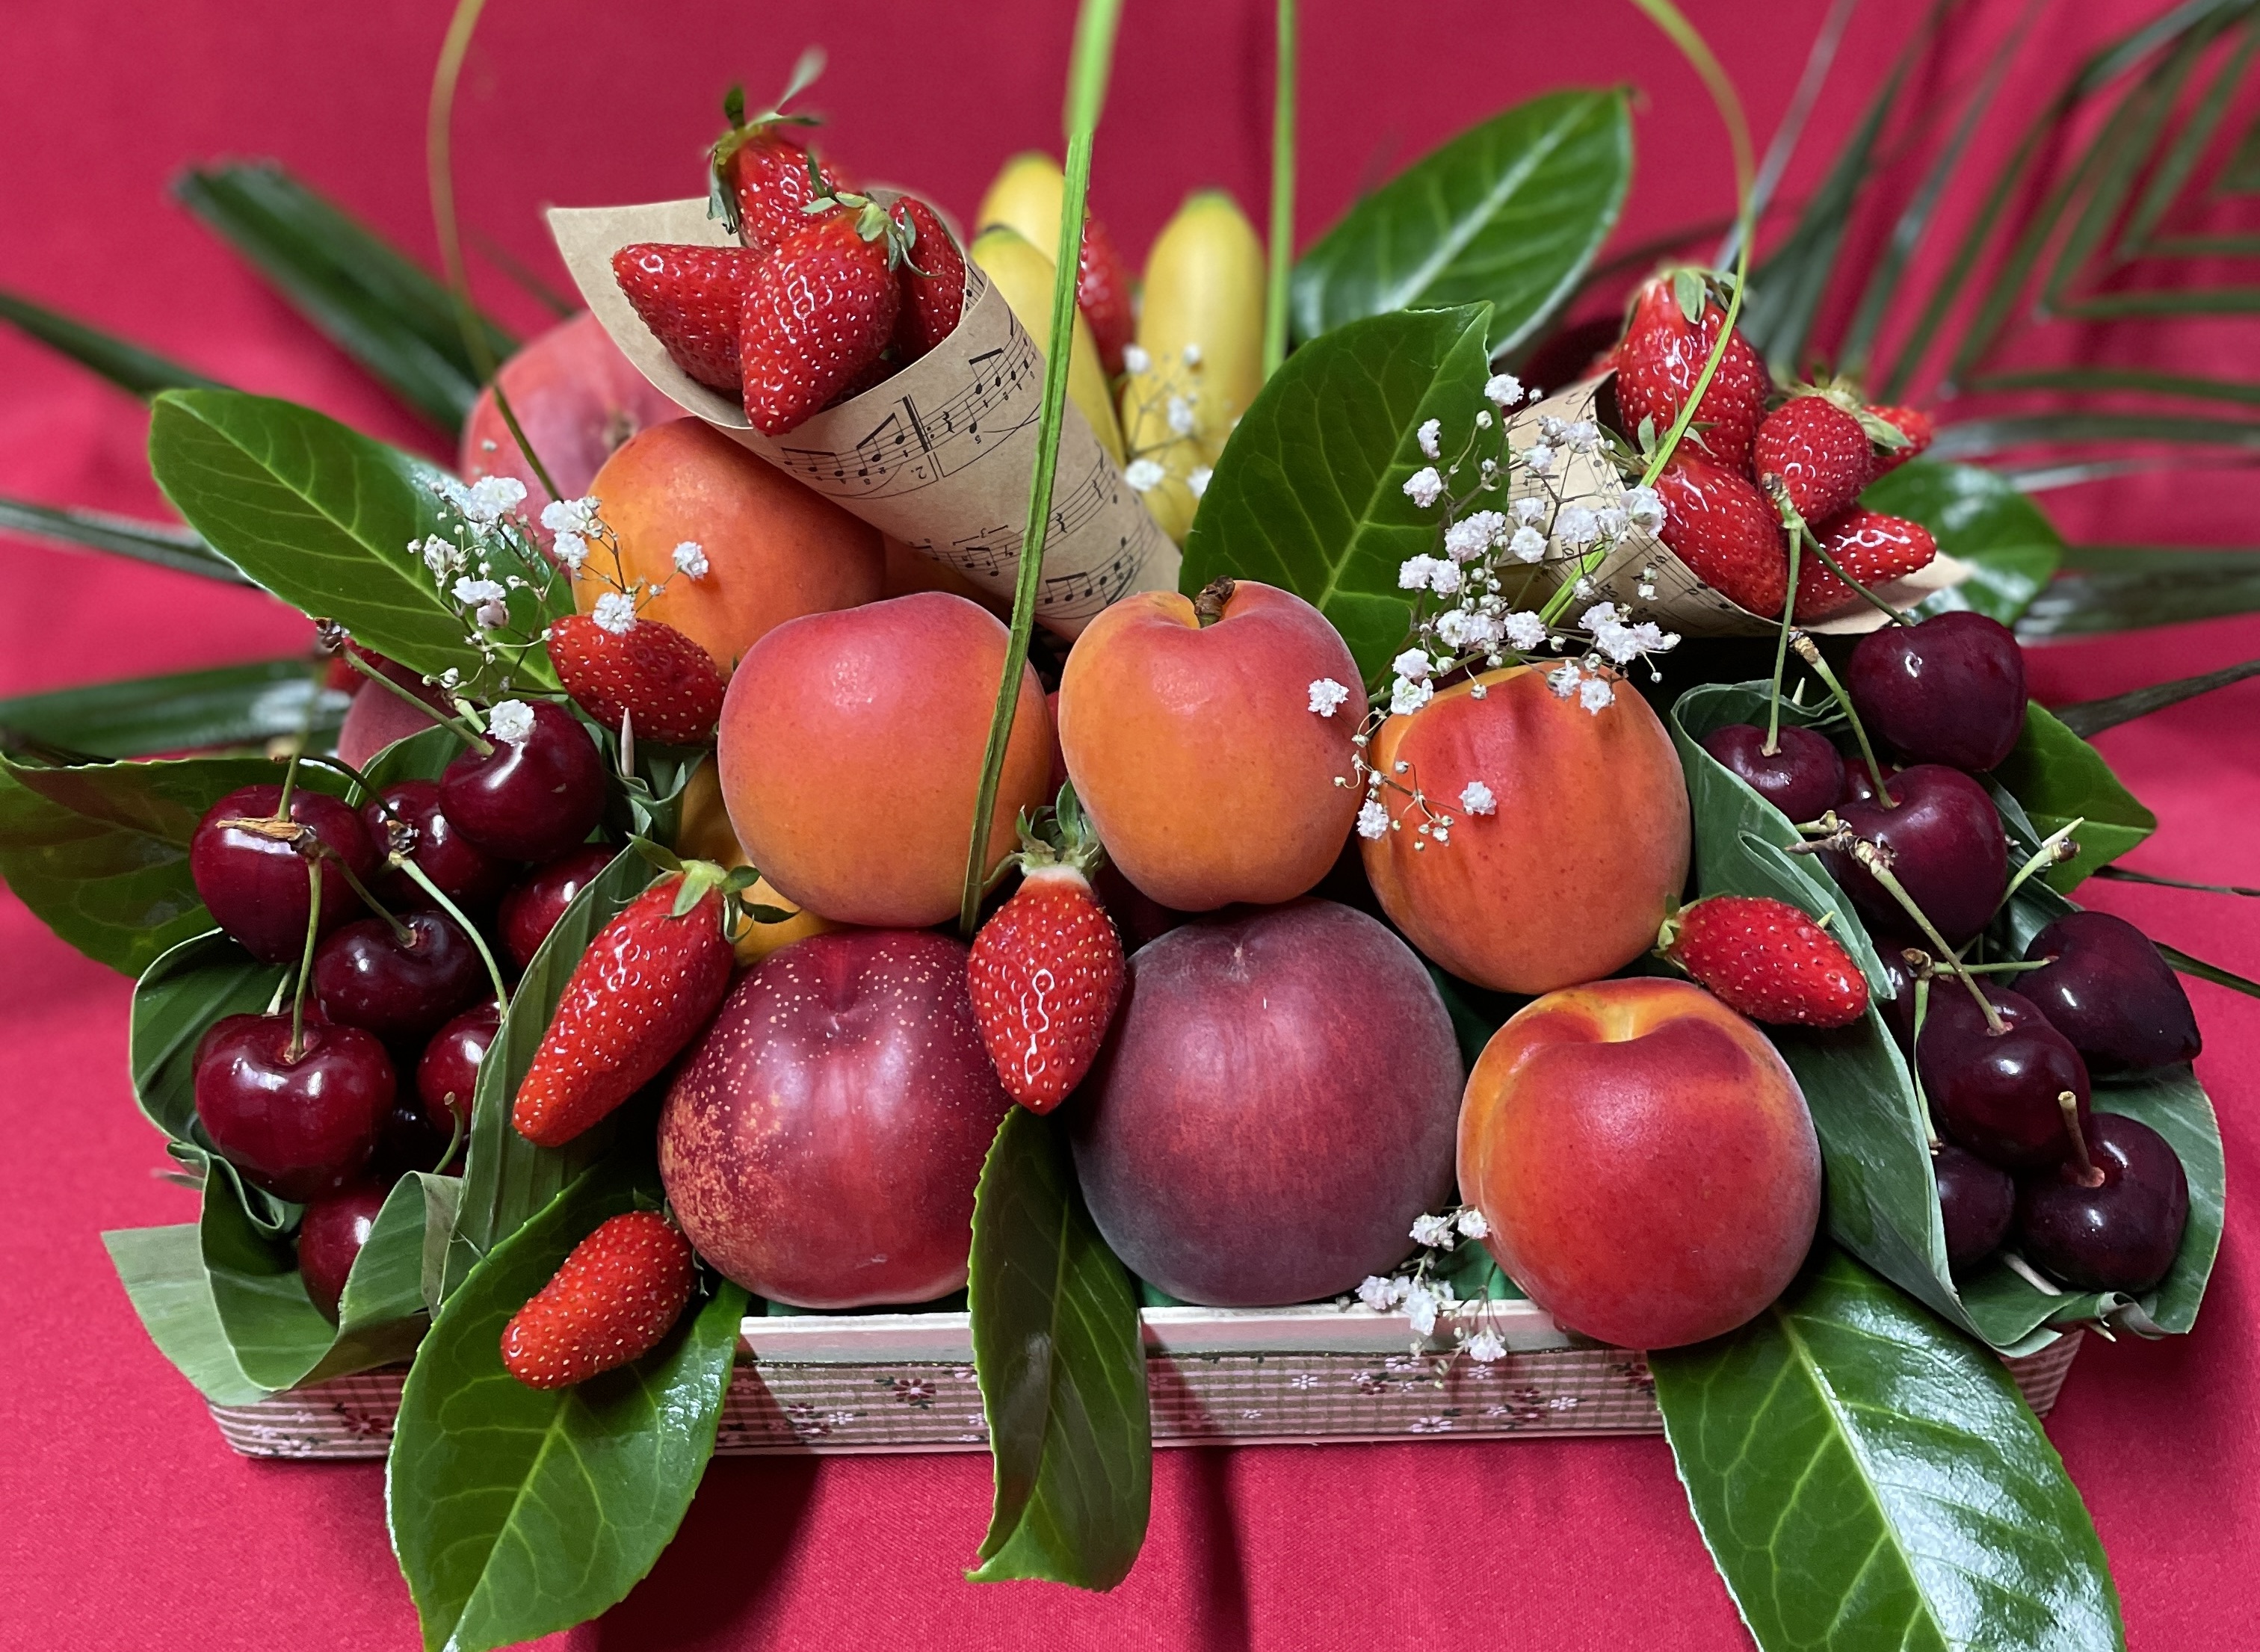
[1262,0,1297,379]
[395,856,510,1008]
[1790,631,1891,798]
[338,649,493,755]
[288,856,323,1062]
[1803,528,1915,628]
[1766,513,1803,751]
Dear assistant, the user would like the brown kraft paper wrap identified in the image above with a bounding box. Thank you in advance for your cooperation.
[548,198,1180,638]
[1507,378,1970,639]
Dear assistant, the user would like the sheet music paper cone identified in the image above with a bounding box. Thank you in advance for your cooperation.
[1509,379,1969,638]
[549,198,1180,639]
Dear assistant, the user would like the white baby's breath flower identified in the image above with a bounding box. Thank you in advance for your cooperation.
[1434,608,1502,652]
[1166,395,1197,437]
[1356,1274,1406,1312]
[1596,506,1629,541]
[1444,509,1507,563]
[1307,678,1350,717]
[1508,525,1547,563]
[672,541,710,578]
[1578,675,1617,714]
[1410,1213,1456,1249]
[1501,610,1548,651]
[1621,484,1667,533]
[591,591,637,635]
[1554,504,1602,550]
[1456,1207,1489,1240]
[487,699,535,744]
[463,475,527,524]
[475,599,510,629]
[1187,465,1213,500]
[1426,558,1463,595]
[1475,409,1494,430]
[1524,443,1559,477]
[451,576,506,607]
[1356,797,1391,841]
[1458,779,1496,816]
[1392,648,1433,683]
[1180,341,1203,366]
[1121,342,1152,374]
[1416,418,1442,460]
[1560,419,1601,453]
[1465,1329,1507,1364]
[1548,662,1584,699]
[1389,677,1433,717]
[1402,465,1445,510]
[1483,373,1524,406]
[552,530,588,572]
[420,536,465,578]
[1398,554,1448,592]
[540,496,602,536]
[1123,457,1166,492]
[1511,496,1548,527]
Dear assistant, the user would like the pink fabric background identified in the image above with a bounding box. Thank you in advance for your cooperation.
[3,1,2255,1646]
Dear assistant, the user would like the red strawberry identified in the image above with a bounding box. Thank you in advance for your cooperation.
[612,243,759,394]
[549,611,728,745]
[501,1211,698,1388]
[1612,272,1769,470]
[967,791,1125,1113]
[1655,453,1788,617]
[1753,394,1874,522]
[1867,403,1936,475]
[512,872,735,1147]
[1794,508,1939,621]
[889,196,966,361]
[1661,894,1869,1028]
[708,71,839,256]
[1075,214,1135,377]
[738,207,903,436]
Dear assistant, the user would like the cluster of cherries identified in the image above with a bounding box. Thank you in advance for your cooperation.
[187,694,614,1317]
[1705,608,2197,1297]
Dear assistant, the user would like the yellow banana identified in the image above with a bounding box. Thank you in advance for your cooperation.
[676,758,836,966]
[1124,189,1266,471]
[976,152,1067,252]
[969,226,1126,464]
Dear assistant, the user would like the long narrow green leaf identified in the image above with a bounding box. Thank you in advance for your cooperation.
[175,161,516,433]
[0,659,344,759]
[2054,658,2260,735]
[1972,365,2260,406]
[2060,285,2260,318]
[2096,864,2260,897]
[0,288,228,397]
[2145,231,2260,253]
[1715,0,1862,268]
[0,495,247,584]
[2158,940,2260,1000]
[2017,545,2260,638]
[1936,412,2260,454]
[2120,19,2260,253]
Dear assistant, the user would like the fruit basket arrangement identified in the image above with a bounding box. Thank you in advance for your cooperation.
[4,0,2256,1646]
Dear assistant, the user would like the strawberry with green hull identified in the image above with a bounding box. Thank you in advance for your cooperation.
[1794,508,1938,621]
[708,65,839,255]
[611,243,761,395]
[1654,451,1787,617]
[1753,393,1874,522]
[512,867,737,1148]
[1661,894,1869,1028]
[738,197,906,436]
[968,788,1126,1113]
[1612,270,1768,470]
[1867,403,1936,474]
[888,196,966,361]
[501,1211,699,1388]
[551,610,729,745]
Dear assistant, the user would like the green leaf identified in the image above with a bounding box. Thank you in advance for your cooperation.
[0,659,345,760]
[1990,703,2156,890]
[2156,941,2260,1002]
[174,161,515,433]
[1969,365,2260,408]
[0,494,247,584]
[2054,657,2260,736]
[1290,90,1631,354]
[103,1224,271,1406]
[0,285,229,398]
[442,845,655,1296]
[129,931,285,1141]
[966,1108,1151,1590]
[1179,305,1492,681]
[1859,458,2064,626]
[146,387,560,688]
[1935,412,2260,457]
[2019,545,2260,638]
[1652,1248,2125,1652]
[388,1155,744,1652]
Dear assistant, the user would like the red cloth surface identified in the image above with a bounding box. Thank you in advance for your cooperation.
[3,2,2256,1647]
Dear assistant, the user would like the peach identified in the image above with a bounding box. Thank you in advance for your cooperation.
[1362,666,1689,994]
[717,592,1052,927]
[673,758,836,965]
[335,659,446,768]
[1459,977,1821,1349]
[1058,578,1365,911]
[574,418,884,670]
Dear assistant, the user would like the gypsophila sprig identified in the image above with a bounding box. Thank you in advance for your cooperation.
[403,471,581,699]
[1350,1204,1513,1364]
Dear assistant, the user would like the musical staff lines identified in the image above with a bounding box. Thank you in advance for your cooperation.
[769,334,1044,500]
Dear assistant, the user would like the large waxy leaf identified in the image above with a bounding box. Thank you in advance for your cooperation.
[1989,702,2155,891]
[388,1155,744,1652]
[1179,305,1492,681]
[0,285,229,398]
[129,930,285,1142]
[442,845,655,1296]
[2019,545,2260,639]
[0,659,345,761]
[1291,90,1631,355]
[0,494,244,584]
[175,161,516,434]
[1860,459,2063,627]
[966,1107,1150,1589]
[1652,1249,2124,1652]
[102,1225,269,1407]
[146,388,561,688]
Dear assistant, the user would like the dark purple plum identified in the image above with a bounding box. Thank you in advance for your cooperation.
[439,699,606,861]
[1826,764,2008,946]
[1846,611,2028,772]
[1701,723,1845,823]
[2016,1112,2188,1294]
[1934,1142,2014,1275]
[190,785,379,965]
[1917,983,2091,1170]
[2021,910,2200,1074]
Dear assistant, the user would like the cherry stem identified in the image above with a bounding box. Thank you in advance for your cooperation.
[1800,526,1915,628]
[430,1093,469,1178]
[1954,957,2052,974]
[2059,1090,2105,1189]
[1764,488,1803,754]
[1788,631,1892,802]
[1975,818,2084,945]
[395,857,510,1009]
[288,856,322,1062]
[272,746,304,822]
[316,842,412,944]
[339,650,494,756]
[1844,831,2006,1033]
[1908,971,1940,1151]
[294,752,385,810]
[2001,1252,2066,1297]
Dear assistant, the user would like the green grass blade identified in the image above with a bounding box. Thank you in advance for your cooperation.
[0,288,228,398]
[2054,657,2260,735]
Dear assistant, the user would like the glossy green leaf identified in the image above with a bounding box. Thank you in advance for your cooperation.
[1990,703,2155,890]
[146,388,562,688]
[102,1224,271,1406]
[442,845,654,1296]
[1652,1248,2125,1652]
[389,1155,744,1652]
[0,286,229,398]
[967,1107,1150,1590]
[0,659,345,761]
[0,494,245,584]
[175,161,515,433]
[129,931,285,1142]
[1860,458,2063,626]
[2019,545,2260,639]
[1179,305,1492,681]
[1290,90,1630,353]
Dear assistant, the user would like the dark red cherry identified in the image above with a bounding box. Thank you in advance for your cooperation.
[2016,1113,2188,1294]
[1846,611,2028,772]
[371,1095,454,1178]
[312,912,484,1039]
[190,785,379,965]
[439,700,607,861]
[1933,1142,2013,1275]
[1869,932,1924,1051]
[417,1000,501,1133]
[297,1181,392,1319]
[2021,910,2201,1075]
[1826,764,2007,945]
[498,845,615,970]
[1836,759,1901,808]
[193,1013,395,1201]
[1701,723,1845,823]
[1916,983,2091,1171]
[365,780,510,914]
